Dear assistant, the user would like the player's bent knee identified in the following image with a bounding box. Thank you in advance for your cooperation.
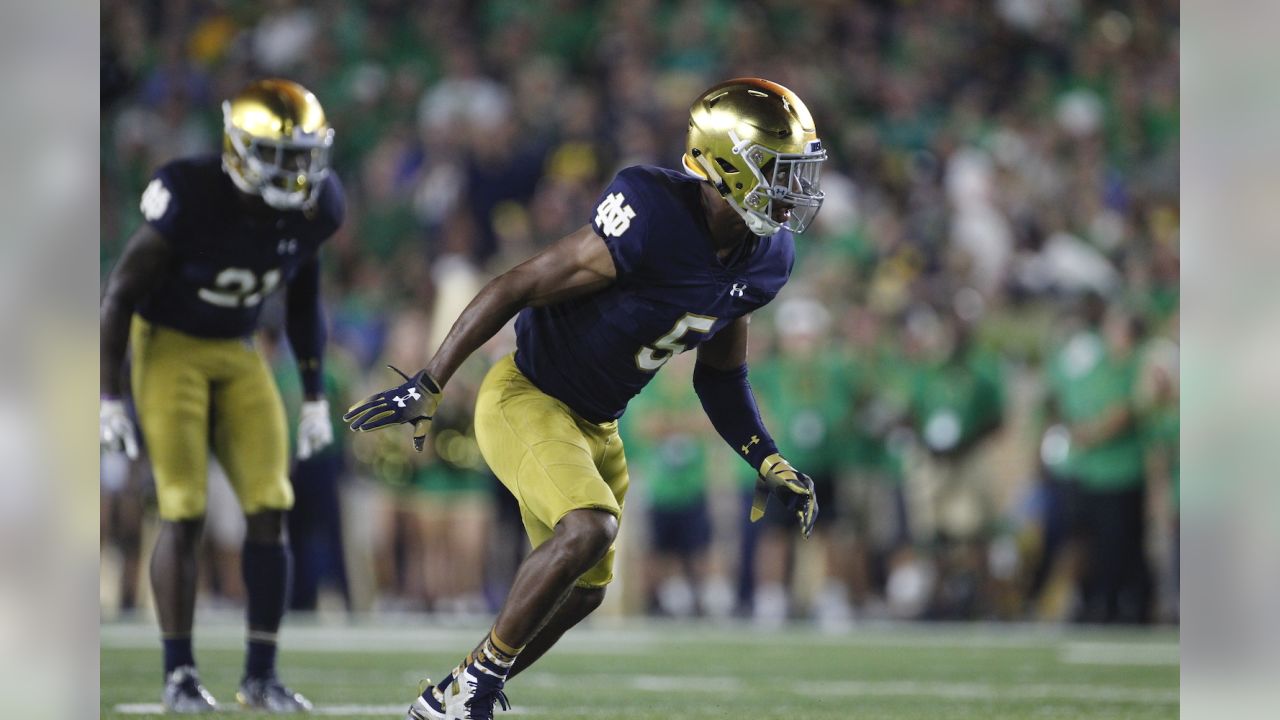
[244,510,287,544]
[237,479,294,519]
[573,586,607,615]
[156,517,205,552]
[157,495,208,524]
[555,509,619,569]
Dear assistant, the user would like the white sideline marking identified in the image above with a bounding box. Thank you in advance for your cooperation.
[115,675,1177,716]
[1060,641,1180,666]
[113,703,536,716]
[612,675,1176,704]
[795,679,1177,704]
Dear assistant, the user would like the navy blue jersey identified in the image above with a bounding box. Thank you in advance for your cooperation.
[135,155,344,339]
[515,165,794,423]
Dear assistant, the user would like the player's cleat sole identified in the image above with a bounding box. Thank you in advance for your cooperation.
[162,665,218,714]
[236,674,313,713]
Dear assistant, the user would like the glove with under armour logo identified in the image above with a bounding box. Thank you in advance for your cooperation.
[751,452,818,539]
[343,366,442,451]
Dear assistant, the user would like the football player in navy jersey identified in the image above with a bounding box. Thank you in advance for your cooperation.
[345,78,824,720]
[100,79,344,713]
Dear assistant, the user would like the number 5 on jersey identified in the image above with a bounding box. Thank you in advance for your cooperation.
[636,313,716,371]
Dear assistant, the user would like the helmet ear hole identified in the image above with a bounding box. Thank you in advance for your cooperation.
[715,157,739,175]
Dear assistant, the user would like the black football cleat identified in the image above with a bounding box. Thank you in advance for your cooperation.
[236,674,313,713]
[162,665,218,713]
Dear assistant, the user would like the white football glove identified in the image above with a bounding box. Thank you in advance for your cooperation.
[297,399,334,460]
[100,398,139,460]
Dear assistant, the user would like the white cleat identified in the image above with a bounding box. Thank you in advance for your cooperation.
[439,667,510,720]
[405,677,446,720]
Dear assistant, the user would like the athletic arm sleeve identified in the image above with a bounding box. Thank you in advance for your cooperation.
[285,255,326,398]
[692,361,780,471]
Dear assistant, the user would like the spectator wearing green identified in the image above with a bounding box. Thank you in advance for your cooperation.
[899,303,1006,619]
[619,353,715,618]
[903,306,1006,546]
[1137,316,1179,621]
[1046,305,1152,624]
[838,310,919,611]
[409,356,495,615]
[748,298,856,627]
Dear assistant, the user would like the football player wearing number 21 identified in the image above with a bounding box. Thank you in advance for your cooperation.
[345,78,825,720]
[100,79,344,713]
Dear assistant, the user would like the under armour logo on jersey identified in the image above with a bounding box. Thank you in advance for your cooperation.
[741,434,760,455]
[140,179,171,221]
[595,192,636,237]
[393,388,421,407]
[278,238,299,255]
[729,283,747,298]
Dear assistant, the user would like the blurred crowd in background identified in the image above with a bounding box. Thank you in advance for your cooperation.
[100,0,1178,628]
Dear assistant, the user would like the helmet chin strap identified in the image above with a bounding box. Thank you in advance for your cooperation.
[261,185,310,211]
[222,154,310,210]
[686,151,780,237]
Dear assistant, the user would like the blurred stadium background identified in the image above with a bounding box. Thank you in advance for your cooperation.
[100,0,1178,715]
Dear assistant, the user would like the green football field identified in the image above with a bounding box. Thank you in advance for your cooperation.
[102,616,1178,719]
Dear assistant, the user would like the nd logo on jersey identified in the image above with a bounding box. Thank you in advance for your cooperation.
[595,192,636,237]
[140,179,172,221]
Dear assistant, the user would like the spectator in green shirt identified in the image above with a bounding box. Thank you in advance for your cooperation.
[901,301,1006,618]
[409,339,497,615]
[1047,305,1152,624]
[1137,311,1179,622]
[749,298,856,628]
[620,353,717,618]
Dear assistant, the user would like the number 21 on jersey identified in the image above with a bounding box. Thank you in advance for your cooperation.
[635,312,716,371]
[198,267,281,308]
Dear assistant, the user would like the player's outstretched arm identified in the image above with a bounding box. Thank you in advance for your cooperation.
[428,223,617,385]
[99,224,172,457]
[344,224,617,449]
[694,316,818,538]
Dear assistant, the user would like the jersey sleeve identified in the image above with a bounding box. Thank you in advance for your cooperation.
[590,167,651,280]
[310,173,346,239]
[139,163,187,240]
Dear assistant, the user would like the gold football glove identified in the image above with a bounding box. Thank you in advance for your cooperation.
[343,366,442,451]
[751,453,818,539]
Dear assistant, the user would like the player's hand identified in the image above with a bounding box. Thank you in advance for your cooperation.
[343,366,442,451]
[100,397,139,460]
[751,453,818,538]
[296,399,333,460]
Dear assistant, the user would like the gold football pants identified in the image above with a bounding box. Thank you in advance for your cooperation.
[130,316,292,521]
[474,353,629,588]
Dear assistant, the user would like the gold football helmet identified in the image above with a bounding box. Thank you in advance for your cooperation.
[222,78,333,210]
[683,78,826,236]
